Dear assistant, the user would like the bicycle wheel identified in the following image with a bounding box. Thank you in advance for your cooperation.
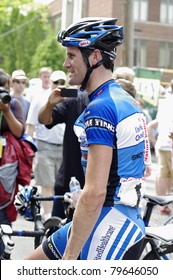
[143,246,173,260]
[43,216,62,238]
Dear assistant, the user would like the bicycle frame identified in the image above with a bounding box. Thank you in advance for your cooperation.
[1,188,173,260]
[139,194,173,259]
[143,194,173,226]
[0,194,65,259]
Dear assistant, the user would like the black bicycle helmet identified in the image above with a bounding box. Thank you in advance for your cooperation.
[57,17,124,90]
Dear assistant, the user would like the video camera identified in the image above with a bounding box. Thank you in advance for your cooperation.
[0,87,11,104]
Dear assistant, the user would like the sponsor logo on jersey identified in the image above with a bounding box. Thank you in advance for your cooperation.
[47,237,61,259]
[94,225,116,259]
[47,242,60,260]
[132,152,143,160]
[85,118,115,133]
[135,124,145,141]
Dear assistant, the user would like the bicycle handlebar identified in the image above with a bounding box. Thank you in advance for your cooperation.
[31,193,73,205]
[10,229,45,237]
[32,195,64,202]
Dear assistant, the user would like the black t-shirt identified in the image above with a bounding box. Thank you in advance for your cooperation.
[46,91,89,192]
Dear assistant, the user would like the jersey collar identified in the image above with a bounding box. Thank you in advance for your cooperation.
[88,79,114,102]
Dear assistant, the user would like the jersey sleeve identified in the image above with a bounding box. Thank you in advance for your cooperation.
[84,98,117,147]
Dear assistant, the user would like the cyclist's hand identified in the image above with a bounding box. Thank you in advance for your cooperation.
[71,190,82,208]
[64,192,73,205]
[64,190,82,208]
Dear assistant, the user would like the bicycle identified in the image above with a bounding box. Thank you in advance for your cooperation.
[0,186,72,260]
[1,185,173,260]
[139,193,173,259]
[42,192,173,260]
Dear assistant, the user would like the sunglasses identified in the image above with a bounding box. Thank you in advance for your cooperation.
[14,80,26,85]
[53,80,65,85]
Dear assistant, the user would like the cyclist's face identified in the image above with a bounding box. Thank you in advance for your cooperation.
[64,47,87,86]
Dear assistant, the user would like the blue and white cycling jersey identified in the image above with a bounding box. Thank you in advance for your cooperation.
[42,79,147,260]
[74,79,149,207]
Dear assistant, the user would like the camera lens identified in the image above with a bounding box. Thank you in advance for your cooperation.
[0,87,11,104]
[1,94,11,104]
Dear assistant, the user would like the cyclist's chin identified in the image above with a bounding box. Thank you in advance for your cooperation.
[68,75,81,86]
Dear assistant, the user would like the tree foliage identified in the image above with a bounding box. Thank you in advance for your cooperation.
[0,0,66,78]
[29,30,66,78]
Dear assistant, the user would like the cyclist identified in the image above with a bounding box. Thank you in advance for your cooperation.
[26,17,150,260]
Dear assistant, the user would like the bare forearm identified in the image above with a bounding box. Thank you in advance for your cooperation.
[25,124,35,138]
[38,102,54,125]
[62,189,104,259]
[38,88,64,125]
[3,110,24,137]
[147,120,158,147]
[62,145,111,260]
[147,127,157,146]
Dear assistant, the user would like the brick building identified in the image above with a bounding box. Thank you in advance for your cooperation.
[48,0,173,85]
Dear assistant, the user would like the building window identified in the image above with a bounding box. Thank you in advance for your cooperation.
[159,42,173,68]
[160,0,173,24]
[134,39,147,67]
[133,0,148,21]
[61,0,83,29]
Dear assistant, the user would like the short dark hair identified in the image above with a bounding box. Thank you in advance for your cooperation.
[102,51,115,72]
[81,48,115,72]
[0,73,10,87]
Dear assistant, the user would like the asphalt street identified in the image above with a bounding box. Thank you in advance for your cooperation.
[10,158,173,260]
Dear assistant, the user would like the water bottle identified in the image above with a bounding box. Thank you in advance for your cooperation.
[69,177,81,193]
[69,177,81,207]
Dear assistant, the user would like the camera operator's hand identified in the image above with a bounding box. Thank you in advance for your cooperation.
[0,99,12,112]
[38,87,65,125]
[0,98,24,138]
[47,87,65,107]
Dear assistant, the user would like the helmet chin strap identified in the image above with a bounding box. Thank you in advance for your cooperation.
[80,52,107,91]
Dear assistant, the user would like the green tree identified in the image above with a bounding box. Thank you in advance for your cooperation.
[0,0,66,78]
[29,30,66,78]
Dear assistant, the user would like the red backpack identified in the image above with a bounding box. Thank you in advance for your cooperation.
[0,132,37,220]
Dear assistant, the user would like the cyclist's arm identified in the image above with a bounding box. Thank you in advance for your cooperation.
[62,144,112,260]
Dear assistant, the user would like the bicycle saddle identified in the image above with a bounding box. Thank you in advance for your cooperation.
[143,194,173,206]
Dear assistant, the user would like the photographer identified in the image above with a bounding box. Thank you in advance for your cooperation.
[0,72,25,225]
[0,73,25,138]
